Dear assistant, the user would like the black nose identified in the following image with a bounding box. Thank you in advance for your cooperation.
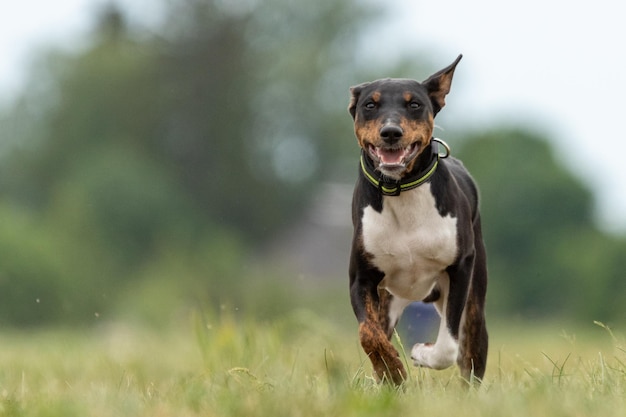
[380,124,403,144]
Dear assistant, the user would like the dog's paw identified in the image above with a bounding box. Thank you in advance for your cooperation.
[411,342,457,370]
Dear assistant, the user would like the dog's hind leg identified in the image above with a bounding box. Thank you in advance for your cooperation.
[458,292,488,381]
[458,221,488,381]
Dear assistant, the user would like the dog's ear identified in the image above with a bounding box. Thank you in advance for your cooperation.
[422,54,462,116]
[348,82,370,119]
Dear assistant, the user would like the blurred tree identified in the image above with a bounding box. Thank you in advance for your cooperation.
[0,0,377,325]
[456,129,626,321]
[2,0,624,326]
[3,0,372,242]
[155,0,378,238]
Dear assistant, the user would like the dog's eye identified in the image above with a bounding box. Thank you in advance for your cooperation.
[364,101,376,110]
[409,101,421,110]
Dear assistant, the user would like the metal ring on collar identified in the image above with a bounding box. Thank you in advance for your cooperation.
[432,137,451,159]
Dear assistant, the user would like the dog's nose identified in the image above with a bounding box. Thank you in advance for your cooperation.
[380,124,403,145]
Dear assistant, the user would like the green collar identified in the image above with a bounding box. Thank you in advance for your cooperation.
[360,138,449,196]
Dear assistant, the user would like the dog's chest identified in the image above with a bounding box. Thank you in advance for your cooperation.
[361,184,458,300]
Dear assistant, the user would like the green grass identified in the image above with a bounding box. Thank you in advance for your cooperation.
[1,310,625,416]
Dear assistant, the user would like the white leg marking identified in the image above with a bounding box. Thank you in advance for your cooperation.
[387,295,411,334]
[411,273,459,370]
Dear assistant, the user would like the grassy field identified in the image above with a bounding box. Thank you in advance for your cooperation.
[0,310,625,417]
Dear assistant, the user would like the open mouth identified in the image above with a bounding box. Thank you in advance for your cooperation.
[367,142,420,169]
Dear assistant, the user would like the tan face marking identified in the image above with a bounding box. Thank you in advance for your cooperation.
[354,119,379,149]
[354,111,435,171]
[354,112,434,146]
[400,115,434,171]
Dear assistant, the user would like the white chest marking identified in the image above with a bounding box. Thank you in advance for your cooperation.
[361,184,458,301]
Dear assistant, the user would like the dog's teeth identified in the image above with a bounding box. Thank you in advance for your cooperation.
[378,148,405,165]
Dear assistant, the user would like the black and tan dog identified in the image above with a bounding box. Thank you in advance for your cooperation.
[348,55,488,385]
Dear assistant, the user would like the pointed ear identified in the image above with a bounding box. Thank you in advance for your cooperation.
[422,54,462,116]
[348,82,370,119]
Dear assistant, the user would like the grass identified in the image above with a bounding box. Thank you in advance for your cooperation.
[1,309,625,416]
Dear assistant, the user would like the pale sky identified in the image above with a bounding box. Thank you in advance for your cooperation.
[389,0,626,233]
[0,0,90,100]
[1,0,625,232]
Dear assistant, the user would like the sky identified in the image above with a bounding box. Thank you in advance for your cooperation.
[1,0,625,232]
[389,0,626,233]
[0,0,91,97]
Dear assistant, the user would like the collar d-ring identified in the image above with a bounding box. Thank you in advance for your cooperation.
[432,137,451,159]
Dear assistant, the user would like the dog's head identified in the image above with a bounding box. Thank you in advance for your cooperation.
[348,55,462,179]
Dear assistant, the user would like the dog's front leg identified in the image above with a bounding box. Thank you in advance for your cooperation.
[350,272,407,385]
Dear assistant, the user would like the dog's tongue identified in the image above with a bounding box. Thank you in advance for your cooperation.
[377,148,405,165]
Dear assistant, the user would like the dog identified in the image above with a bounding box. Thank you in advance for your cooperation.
[347,55,488,384]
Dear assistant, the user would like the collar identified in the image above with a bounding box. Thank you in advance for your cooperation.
[359,138,450,196]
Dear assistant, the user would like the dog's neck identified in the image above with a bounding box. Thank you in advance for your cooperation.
[360,140,440,196]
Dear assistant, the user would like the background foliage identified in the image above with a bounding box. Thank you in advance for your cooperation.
[0,0,624,327]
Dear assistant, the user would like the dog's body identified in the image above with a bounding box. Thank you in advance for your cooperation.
[348,55,488,384]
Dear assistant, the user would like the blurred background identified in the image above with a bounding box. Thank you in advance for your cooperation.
[0,0,625,330]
